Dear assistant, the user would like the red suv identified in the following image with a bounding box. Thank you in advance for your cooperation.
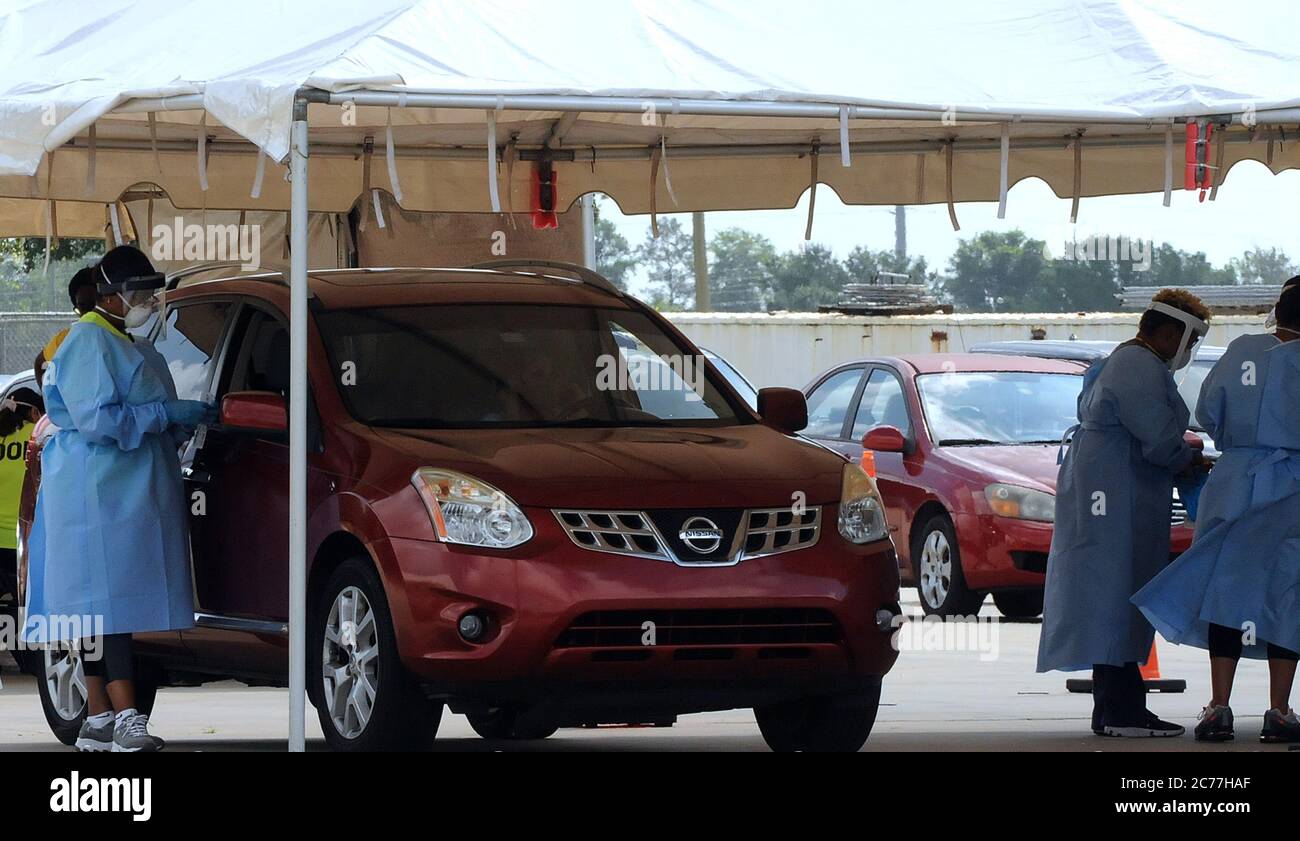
[802,354,1195,618]
[19,263,900,752]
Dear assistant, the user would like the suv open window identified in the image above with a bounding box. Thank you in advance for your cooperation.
[317,303,745,429]
[149,302,234,401]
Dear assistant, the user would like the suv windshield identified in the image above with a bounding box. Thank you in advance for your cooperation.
[318,304,745,428]
[917,371,1082,445]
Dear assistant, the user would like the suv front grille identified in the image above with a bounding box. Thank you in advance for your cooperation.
[742,507,821,558]
[554,506,822,566]
[554,510,671,561]
[555,608,842,648]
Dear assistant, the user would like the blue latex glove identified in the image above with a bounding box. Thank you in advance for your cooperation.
[165,399,217,430]
[1175,471,1208,522]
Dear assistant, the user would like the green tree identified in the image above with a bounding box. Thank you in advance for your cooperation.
[767,243,849,311]
[1229,247,1296,285]
[0,237,103,273]
[708,228,776,311]
[592,201,636,291]
[938,230,1052,312]
[1050,259,1122,312]
[1144,244,1237,287]
[638,218,695,310]
[844,245,930,282]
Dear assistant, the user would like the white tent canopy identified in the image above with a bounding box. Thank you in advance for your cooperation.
[4,0,1300,752]
[3,0,1300,220]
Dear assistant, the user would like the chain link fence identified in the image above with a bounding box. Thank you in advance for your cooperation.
[1,312,75,377]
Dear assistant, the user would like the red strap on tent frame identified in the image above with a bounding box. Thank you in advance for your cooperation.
[1184,121,1213,201]
[531,160,559,229]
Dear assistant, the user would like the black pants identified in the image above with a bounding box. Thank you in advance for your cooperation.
[0,547,16,600]
[1092,662,1147,729]
[80,633,135,684]
[1208,623,1299,661]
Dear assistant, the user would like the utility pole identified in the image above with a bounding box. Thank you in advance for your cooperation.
[894,204,907,261]
[692,211,710,311]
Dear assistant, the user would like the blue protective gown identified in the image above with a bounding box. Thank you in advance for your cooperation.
[22,314,194,642]
[1037,341,1195,672]
[1133,334,1300,657]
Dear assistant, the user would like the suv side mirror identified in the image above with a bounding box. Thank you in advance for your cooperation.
[757,387,807,434]
[863,425,907,453]
[220,390,287,433]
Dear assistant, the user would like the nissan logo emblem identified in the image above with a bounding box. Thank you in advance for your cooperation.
[678,516,724,554]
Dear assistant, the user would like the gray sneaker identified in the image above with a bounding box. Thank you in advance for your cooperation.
[1261,709,1300,744]
[74,716,115,752]
[1194,704,1234,742]
[112,713,165,753]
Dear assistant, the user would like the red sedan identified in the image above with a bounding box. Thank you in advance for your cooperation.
[803,354,1194,618]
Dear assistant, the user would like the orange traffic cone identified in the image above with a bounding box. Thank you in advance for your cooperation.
[860,449,877,478]
[1139,642,1162,680]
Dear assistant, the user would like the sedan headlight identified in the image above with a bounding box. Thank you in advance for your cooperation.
[984,483,1055,523]
[838,462,889,544]
[411,468,534,549]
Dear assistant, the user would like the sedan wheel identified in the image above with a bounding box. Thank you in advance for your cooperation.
[912,514,985,617]
[918,530,952,611]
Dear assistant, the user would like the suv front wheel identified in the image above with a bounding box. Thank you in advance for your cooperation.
[309,557,442,751]
[754,683,881,752]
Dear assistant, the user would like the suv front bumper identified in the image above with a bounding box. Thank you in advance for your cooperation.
[377,507,901,715]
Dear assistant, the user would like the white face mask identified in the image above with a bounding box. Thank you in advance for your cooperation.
[119,293,157,329]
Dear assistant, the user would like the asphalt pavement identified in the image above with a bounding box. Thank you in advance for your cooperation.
[0,597,1288,752]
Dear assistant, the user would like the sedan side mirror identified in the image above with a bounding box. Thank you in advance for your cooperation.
[863,425,908,453]
[220,390,287,433]
[757,387,808,434]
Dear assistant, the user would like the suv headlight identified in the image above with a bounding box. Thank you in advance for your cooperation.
[838,462,889,544]
[984,483,1055,523]
[411,468,534,549]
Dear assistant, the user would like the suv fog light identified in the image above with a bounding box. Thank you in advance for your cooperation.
[875,608,897,632]
[458,612,488,643]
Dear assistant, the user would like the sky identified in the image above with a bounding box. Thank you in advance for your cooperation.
[604,160,1300,299]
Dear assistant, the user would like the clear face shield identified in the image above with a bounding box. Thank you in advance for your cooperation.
[1147,300,1209,374]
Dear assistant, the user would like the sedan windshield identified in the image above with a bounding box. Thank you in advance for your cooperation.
[317,304,744,428]
[916,371,1082,446]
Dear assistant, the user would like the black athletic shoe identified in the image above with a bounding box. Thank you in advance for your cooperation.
[1103,712,1185,738]
[1194,705,1234,742]
[1260,709,1300,744]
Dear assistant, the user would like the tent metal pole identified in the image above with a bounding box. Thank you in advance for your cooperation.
[287,91,312,753]
[56,129,1265,165]
[105,91,1300,127]
[580,194,597,268]
[326,90,1163,124]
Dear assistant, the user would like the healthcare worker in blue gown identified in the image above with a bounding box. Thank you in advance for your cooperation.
[22,246,215,753]
[1037,289,1213,738]
[1134,276,1300,744]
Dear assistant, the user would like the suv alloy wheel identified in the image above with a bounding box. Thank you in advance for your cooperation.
[309,556,442,751]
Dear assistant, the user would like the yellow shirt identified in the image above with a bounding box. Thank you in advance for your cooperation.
[0,420,33,550]
[42,326,70,361]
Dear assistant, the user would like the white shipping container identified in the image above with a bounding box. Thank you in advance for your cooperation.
[665,311,1268,390]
